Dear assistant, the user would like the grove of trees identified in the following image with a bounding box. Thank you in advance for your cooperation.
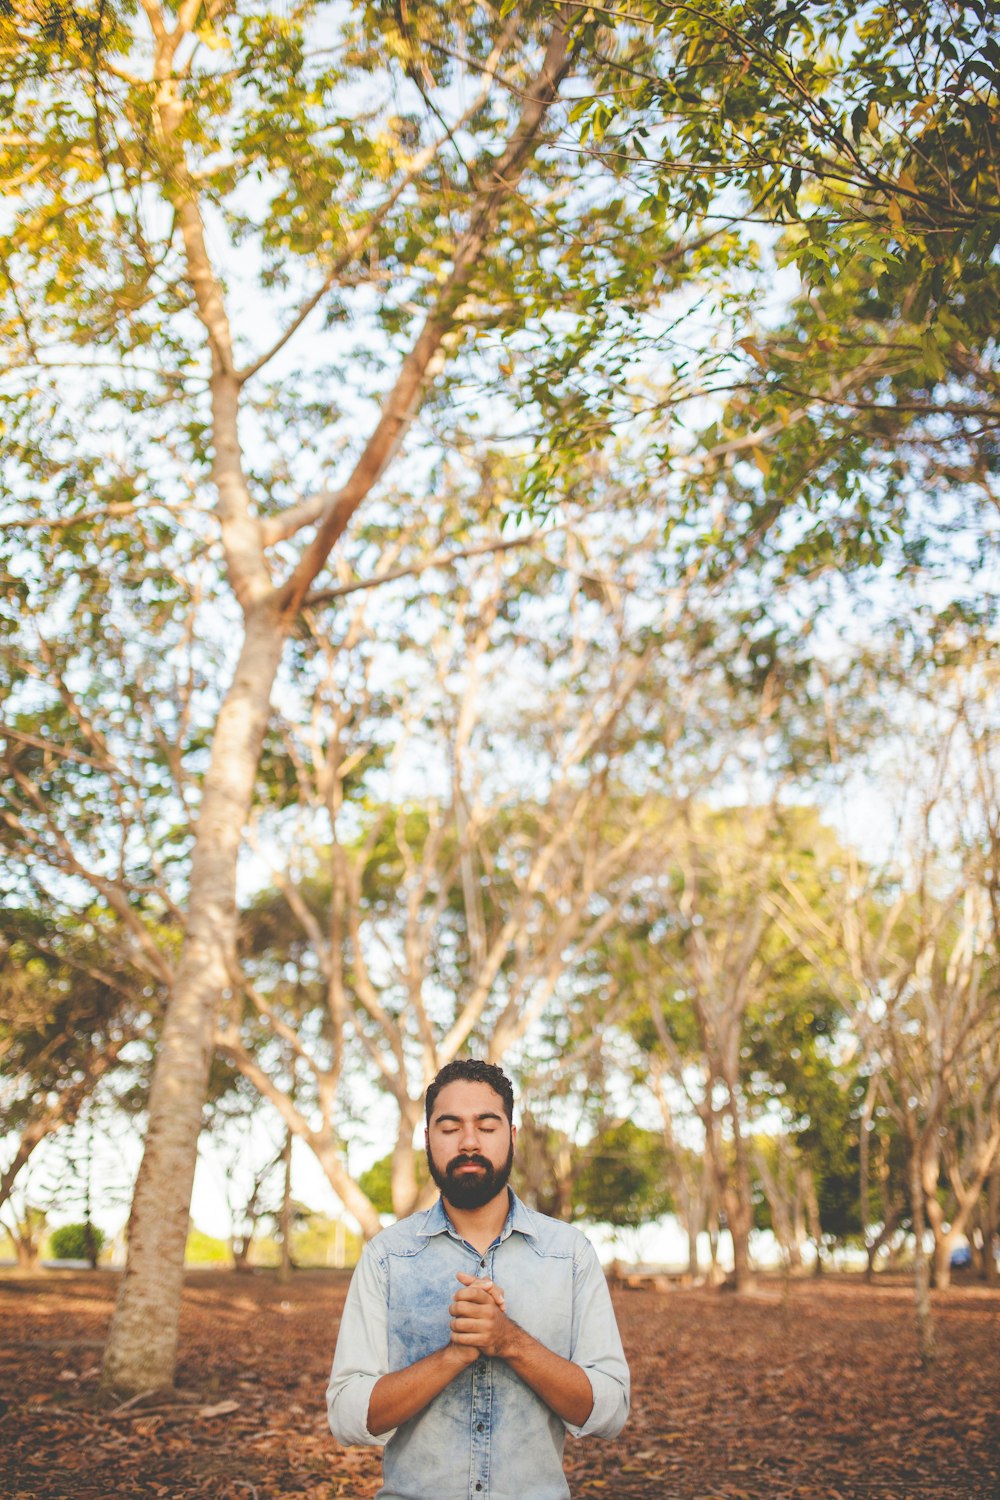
[1,0,997,1391]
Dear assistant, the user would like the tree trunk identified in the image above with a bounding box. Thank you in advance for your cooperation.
[803,1168,823,1277]
[859,1080,874,1273]
[101,604,286,1394]
[754,1150,795,1269]
[909,1145,936,1364]
[278,1129,293,1285]
[933,1229,956,1290]
[390,1106,423,1218]
[921,1137,946,1289]
[724,1086,755,1292]
[984,1167,999,1285]
[791,1170,808,1272]
[14,1231,40,1271]
[308,1133,384,1241]
[724,1183,754,1291]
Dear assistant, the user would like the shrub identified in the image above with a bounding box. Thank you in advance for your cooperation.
[49,1222,105,1262]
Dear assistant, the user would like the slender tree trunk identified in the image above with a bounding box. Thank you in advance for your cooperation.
[792,1169,808,1271]
[909,1144,936,1364]
[101,604,286,1394]
[278,1128,293,1285]
[687,1220,700,1279]
[707,1219,721,1284]
[724,1082,755,1292]
[802,1169,823,1277]
[308,1134,384,1241]
[754,1150,795,1269]
[933,1229,956,1290]
[15,1235,39,1271]
[859,1075,877,1276]
[984,1168,999,1285]
[921,1138,947,1289]
[390,1106,423,1218]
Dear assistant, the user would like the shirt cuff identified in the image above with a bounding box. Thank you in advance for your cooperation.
[564,1367,629,1440]
[327,1372,393,1448]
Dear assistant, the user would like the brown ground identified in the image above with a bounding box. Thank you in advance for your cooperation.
[0,1268,997,1499]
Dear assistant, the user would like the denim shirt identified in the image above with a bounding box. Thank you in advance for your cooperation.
[327,1191,629,1500]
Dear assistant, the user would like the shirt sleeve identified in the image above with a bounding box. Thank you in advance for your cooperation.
[326,1243,395,1448]
[565,1237,630,1440]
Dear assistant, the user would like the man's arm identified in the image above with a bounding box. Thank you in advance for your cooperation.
[449,1273,594,1428]
[366,1340,476,1434]
[329,1255,507,1442]
[327,1245,394,1446]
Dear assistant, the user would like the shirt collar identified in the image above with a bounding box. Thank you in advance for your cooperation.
[415,1188,538,1242]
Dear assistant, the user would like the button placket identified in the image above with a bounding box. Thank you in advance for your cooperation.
[469,1331,492,1499]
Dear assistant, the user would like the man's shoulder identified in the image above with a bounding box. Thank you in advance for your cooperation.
[513,1199,598,1259]
[363,1203,440,1259]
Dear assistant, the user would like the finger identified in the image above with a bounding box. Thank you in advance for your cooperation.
[452,1296,497,1320]
[452,1284,493,1304]
[450,1330,487,1348]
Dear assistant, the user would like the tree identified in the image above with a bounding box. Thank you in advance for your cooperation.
[4,0,712,1392]
[619,798,855,1290]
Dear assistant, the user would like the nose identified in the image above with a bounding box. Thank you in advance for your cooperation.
[457,1122,481,1153]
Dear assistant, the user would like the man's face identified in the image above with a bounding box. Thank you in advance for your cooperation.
[425,1079,516,1211]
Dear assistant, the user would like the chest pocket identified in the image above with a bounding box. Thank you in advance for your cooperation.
[501,1250,574,1361]
[386,1251,458,1369]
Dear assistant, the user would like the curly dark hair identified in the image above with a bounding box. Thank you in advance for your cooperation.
[424,1059,515,1125]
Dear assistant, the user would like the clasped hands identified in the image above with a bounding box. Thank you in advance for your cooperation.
[448,1271,517,1362]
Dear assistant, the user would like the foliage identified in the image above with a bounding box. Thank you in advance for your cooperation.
[567,0,998,584]
[48,1221,106,1262]
[573,1120,672,1230]
[358,1154,430,1219]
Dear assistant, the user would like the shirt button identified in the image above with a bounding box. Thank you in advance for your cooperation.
[477,1422,484,1432]
[476,1486,483,1493]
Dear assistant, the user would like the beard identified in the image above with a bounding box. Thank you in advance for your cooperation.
[427,1138,515,1211]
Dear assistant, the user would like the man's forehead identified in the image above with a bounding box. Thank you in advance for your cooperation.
[429,1078,508,1121]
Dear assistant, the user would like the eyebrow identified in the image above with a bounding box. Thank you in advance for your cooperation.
[432,1111,505,1125]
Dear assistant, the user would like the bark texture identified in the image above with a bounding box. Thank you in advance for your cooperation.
[102,608,286,1391]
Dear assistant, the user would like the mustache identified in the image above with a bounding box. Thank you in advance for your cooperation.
[446,1154,492,1175]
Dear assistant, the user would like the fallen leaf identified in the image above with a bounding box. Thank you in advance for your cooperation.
[198,1398,241,1418]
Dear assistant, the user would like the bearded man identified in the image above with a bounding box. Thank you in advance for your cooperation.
[327,1058,629,1500]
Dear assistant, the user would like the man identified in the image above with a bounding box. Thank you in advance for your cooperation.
[327,1059,629,1500]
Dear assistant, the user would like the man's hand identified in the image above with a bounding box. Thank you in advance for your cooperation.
[447,1270,594,1428]
[449,1272,517,1358]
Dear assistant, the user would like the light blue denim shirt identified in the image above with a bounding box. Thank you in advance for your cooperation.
[327,1191,629,1500]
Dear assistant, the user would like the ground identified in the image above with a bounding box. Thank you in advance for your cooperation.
[0,1269,997,1499]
